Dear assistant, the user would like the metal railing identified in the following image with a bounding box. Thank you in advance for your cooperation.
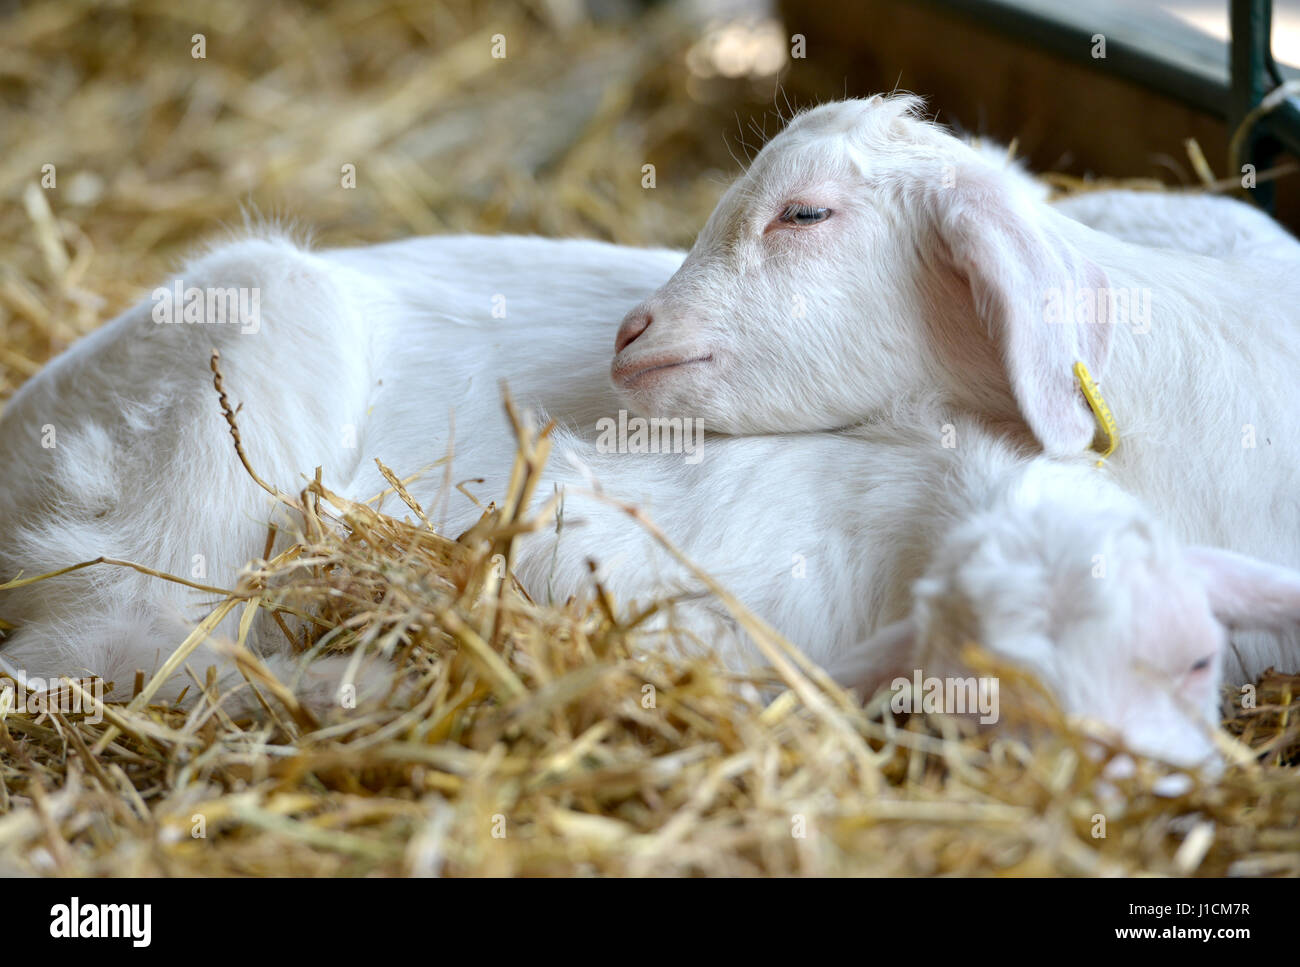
[1231,0,1300,209]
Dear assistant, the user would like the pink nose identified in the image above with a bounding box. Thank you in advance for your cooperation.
[615,311,651,354]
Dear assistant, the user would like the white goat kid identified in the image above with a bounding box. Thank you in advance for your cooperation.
[610,96,1300,682]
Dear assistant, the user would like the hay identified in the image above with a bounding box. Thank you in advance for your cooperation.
[1,0,1297,877]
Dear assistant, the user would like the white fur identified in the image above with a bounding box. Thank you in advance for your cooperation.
[1052,189,1300,259]
[0,235,681,708]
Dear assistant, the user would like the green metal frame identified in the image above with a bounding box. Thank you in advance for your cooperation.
[1231,0,1300,210]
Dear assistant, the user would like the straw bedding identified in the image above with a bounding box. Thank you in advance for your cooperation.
[0,0,1296,877]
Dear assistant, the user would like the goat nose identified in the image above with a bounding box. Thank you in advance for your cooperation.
[615,311,651,353]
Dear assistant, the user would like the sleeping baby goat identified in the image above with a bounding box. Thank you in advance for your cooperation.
[495,413,1298,769]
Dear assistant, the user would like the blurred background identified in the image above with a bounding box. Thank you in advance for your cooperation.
[2,0,1297,405]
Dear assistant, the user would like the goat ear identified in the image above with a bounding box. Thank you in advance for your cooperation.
[1185,546,1300,629]
[823,618,916,694]
[932,166,1113,455]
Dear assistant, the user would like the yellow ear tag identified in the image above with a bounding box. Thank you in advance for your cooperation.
[1073,361,1118,467]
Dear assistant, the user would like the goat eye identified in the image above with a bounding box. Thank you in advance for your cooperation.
[779,204,832,226]
[1189,655,1213,673]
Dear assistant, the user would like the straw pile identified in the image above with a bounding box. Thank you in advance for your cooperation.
[1,0,1297,877]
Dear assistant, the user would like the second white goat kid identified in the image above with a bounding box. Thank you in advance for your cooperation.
[610,95,1300,681]
[491,412,1300,769]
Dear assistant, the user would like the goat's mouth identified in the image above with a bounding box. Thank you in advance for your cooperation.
[612,353,713,389]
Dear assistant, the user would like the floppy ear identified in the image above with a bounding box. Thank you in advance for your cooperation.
[932,166,1113,455]
[1185,546,1300,630]
[823,618,917,695]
